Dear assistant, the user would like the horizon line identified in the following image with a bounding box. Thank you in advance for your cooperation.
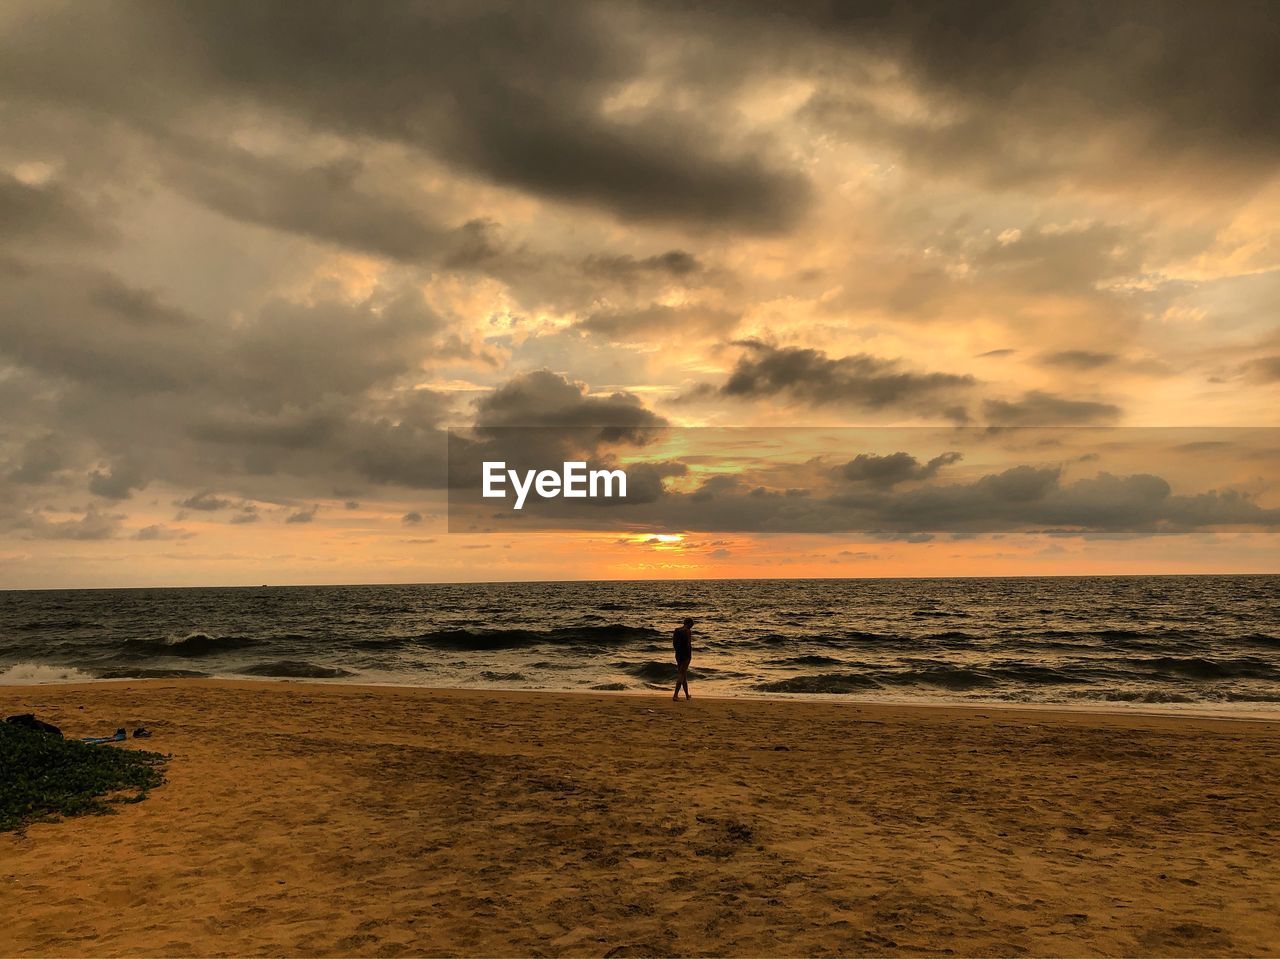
[2,570,1276,593]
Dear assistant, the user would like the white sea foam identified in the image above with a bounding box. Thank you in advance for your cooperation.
[0,662,97,685]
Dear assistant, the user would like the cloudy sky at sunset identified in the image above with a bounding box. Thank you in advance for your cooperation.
[1,1,1277,587]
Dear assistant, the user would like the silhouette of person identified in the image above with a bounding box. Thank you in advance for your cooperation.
[673,617,693,701]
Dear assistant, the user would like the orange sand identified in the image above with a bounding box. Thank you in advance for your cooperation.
[3,680,1279,957]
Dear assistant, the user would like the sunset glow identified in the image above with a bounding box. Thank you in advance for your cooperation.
[0,2,1276,587]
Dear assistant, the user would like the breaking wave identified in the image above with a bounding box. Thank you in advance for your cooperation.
[120,633,258,658]
[0,662,98,684]
[236,660,355,679]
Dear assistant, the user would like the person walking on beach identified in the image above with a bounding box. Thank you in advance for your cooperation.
[673,617,694,701]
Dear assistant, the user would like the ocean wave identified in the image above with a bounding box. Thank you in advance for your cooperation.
[97,667,211,679]
[1095,628,1193,641]
[1074,687,1280,705]
[13,618,106,631]
[1219,690,1280,703]
[1124,655,1280,681]
[755,673,881,694]
[609,659,739,682]
[236,660,355,678]
[1240,633,1280,647]
[1021,628,1195,642]
[613,660,682,682]
[1093,690,1198,704]
[410,629,551,651]
[350,635,416,650]
[752,663,1079,694]
[878,667,997,690]
[410,623,663,651]
[992,638,1108,653]
[755,630,903,647]
[844,629,900,642]
[0,662,97,684]
[121,633,258,657]
[756,633,792,645]
[479,670,526,682]
[986,663,1080,685]
[766,654,846,667]
[889,661,1103,689]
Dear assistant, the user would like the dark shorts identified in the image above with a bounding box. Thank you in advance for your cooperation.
[675,646,691,667]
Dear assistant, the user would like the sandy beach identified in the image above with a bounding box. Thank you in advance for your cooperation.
[3,680,1279,957]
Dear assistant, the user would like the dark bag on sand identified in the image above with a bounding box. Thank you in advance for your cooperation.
[4,713,63,737]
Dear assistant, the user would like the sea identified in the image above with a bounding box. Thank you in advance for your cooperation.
[1,576,1277,712]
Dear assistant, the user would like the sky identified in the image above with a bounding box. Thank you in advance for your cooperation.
[0,0,1277,588]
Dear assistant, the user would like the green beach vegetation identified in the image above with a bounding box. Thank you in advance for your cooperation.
[0,723,167,831]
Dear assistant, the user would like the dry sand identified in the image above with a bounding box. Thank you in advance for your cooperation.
[3,680,1279,957]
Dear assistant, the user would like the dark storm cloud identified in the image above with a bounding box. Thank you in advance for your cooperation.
[474,370,667,435]
[133,523,190,541]
[779,0,1280,186]
[1,0,1273,558]
[582,250,702,282]
[461,452,1280,537]
[187,409,343,454]
[0,254,469,514]
[615,460,690,506]
[4,1,1276,266]
[0,262,213,395]
[575,304,739,342]
[158,142,488,265]
[713,341,975,417]
[88,461,146,500]
[690,474,742,503]
[0,174,108,245]
[1245,356,1280,382]
[1,1,808,233]
[18,508,121,541]
[0,260,457,499]
[6,434,72,485]
[840,450,962,488]
[228,289,444,406]
[88,281,194,329]
[446,370,672,508]
[856,469,1280,537]
[1039,351,1119,370]
[983,391,1122,426]
[345,389,453,490]
[176,491,232,512]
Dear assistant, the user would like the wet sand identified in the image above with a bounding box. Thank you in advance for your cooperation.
[3,679,1279,957]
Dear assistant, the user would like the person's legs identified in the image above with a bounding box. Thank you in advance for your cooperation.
[673,662,684,700]
[679,660,691,699]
